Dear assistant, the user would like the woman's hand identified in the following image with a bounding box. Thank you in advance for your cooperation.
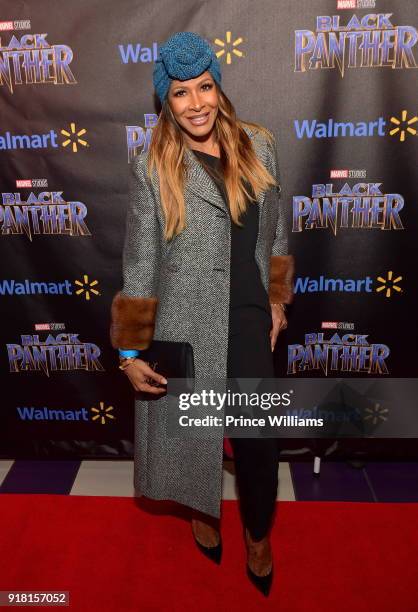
[270,304,288,352]
[122,359,168,394]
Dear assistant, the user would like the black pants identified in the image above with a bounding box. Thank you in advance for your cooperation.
[227,306,280,541]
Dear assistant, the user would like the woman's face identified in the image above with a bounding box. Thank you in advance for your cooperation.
[167,71,219,142]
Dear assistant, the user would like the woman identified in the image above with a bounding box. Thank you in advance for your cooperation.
[110,32,294,596]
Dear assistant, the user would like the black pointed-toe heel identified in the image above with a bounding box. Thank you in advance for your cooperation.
[191,522,222,564]
[244,527,273,596]
[246,562,273,597]
[193,532,222,564]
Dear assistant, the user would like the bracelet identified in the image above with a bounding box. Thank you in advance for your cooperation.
[118,356,137,371]
[119,349,140,358]
[271,302,286,311]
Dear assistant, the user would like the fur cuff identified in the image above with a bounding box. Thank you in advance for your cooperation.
[110,291,158,350]
[269,255,295,304]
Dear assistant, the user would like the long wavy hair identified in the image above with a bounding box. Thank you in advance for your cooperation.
[147,83,278,241]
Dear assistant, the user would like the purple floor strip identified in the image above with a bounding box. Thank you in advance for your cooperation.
[0,460,81,494]
[290,461,375,502]
[364,462,418,502]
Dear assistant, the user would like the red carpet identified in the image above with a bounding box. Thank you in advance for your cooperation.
[1,495,417,611]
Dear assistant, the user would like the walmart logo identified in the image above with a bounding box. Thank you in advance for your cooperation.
[74,274,100,300]
[376,271,402,298]
[214,31,244,64]
[0,275,100,299]
[0,122,89,151]
[16,401,115,424]
[61,122,88,152]
[295,272,402,297]
[364,403,389,425]
[389,110,418,142]
[91,401,115,425]
[295,275,373,293]
[17,406,90,422]
[294,110,417,141]
[118,42,159,64]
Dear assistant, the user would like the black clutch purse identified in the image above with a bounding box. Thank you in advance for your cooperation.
[135,340,195,401]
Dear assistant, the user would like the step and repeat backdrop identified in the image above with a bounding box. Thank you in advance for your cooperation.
[1,0,417,458]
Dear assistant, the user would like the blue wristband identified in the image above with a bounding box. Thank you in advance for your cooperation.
[119,348,140,358]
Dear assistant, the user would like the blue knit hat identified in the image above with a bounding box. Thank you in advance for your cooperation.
[153,32,222,103]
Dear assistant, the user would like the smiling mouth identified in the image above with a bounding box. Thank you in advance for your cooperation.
[188,112,210,125]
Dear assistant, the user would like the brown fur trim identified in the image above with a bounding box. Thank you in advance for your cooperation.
[269,255,295,304]
[110,291,158,349]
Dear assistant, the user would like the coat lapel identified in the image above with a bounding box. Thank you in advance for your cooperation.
[184,148,228,213]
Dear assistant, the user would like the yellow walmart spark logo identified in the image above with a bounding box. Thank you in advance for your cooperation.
[61,122,88,152]
[364,403,389,425]
[74,274,100,300]
[389,110,417,142]
[376,271,402,298]
[91,401,115,425]
[214,31,244,64]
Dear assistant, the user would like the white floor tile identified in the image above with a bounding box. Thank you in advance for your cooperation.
[222,460,238,499]
[0,460,13,486]
[277,462,296,501]
[69,459,295,501]
[70,460,134,497]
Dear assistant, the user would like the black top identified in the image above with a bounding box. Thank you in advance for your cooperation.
[192,150,270,317]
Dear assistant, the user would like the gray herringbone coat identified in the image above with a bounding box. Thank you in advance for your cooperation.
[110,125,294,518]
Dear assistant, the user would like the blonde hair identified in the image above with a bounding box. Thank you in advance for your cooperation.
[147,84,278,241]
